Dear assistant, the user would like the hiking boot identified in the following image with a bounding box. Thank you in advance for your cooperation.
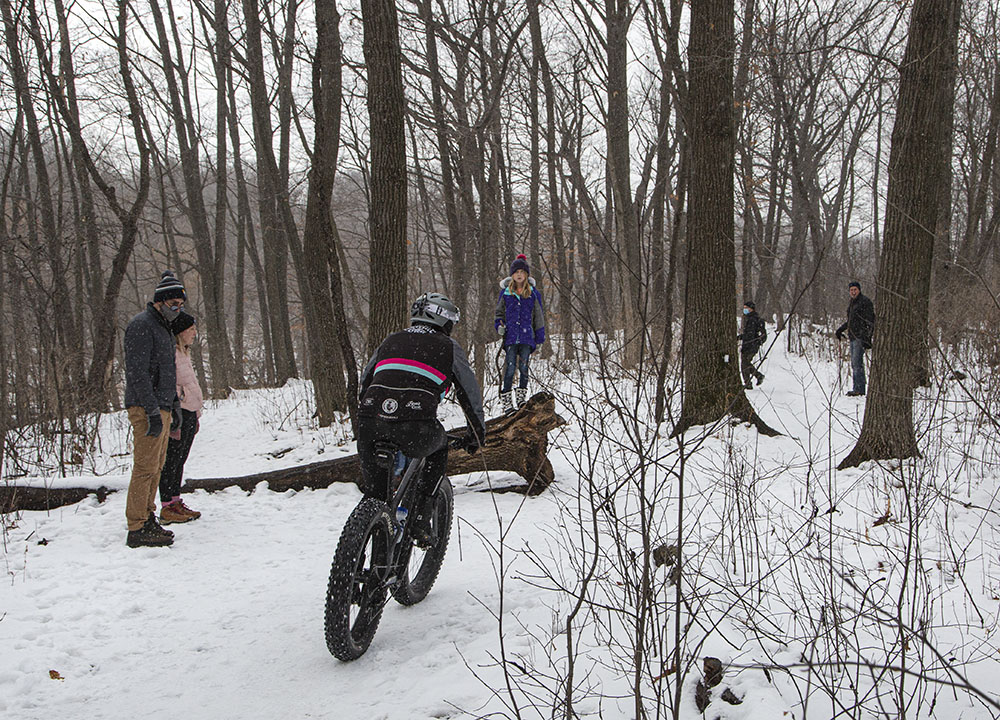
[408,495,437,548]
[159,502,193,525]
[409,511,435,548]
[147,513,174,537]
[127,523,174,548]
[515,387,528,407]
[846,390,865,397]
[500,391,515,415]
[744,382,754,390]
[755,373,765,386]
[176,499,201,520]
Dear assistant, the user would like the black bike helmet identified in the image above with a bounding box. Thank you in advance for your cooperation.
[410,292,460,333]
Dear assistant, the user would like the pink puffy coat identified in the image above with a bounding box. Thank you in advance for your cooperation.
[175,349,204,416]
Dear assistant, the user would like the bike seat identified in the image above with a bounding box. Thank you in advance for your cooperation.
[373,442,398,469]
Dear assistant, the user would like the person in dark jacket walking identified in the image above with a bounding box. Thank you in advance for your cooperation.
[738,300,767,389]
[836,281,875,397]
[358,292,486,546]
[123,271,186,547]
[494,254,545,413]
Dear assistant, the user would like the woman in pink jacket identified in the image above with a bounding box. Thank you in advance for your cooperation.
[158,311,204,524]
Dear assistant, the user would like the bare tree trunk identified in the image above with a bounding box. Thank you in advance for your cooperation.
[53,0,103,306]
[1,0,82,413]
[839,0,960,469]
[210,0,239,388]
[22,0,152,412]
[147,0,233,394]
[606,0,643,367]
[363,0,408,353]
[528,0,570,362]
[240,0,298,383]
[302,0,349,426]
[420,0,468,347]
[225,62,272,385]
[674,0,773,436]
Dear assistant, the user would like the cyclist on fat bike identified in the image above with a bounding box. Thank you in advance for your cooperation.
[357,292,486,545]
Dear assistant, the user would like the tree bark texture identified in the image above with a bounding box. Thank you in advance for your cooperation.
[606,0,643,367]
[303,0,348,426]
[363,0,408,354]
[148,0,234,394]
[839,0,961,469]
[675,0,772,436]
[1,0,82,408]
[241,0,298,384]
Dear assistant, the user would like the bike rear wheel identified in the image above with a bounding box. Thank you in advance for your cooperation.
[324,498,393,660]
[390,476,454,606]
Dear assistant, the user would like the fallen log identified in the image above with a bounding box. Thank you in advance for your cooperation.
[0,393,567,514]
[184,391,567,496]
[0,485,113,514]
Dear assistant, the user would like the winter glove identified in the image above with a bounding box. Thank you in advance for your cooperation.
[496,324,505,337]
[463,428,484,455]
[170,406,182,432]
[169,428,182,441]
[146,412,163,438]
[835,329,845,341]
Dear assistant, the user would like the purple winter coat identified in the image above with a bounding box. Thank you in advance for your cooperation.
[494,277,546,349]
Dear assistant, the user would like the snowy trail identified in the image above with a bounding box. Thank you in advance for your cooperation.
[5,341,1000,719]
[2,477,554,720]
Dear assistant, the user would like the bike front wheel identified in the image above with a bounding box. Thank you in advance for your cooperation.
[390,476,454,606]
[324,498,393,660]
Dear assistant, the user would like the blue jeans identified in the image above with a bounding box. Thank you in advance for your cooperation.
[850,338,866,393]
[501,344,532,393]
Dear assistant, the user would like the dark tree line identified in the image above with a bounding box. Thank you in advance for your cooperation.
[0,0,998,463]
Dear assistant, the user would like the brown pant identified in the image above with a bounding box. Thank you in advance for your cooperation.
[126,407,171,531]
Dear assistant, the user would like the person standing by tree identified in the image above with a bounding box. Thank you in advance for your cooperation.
[836,281,876,397]
[738,300,766,389]
[495,254,546,413]
[123,271,185,548]
[158,311,204,525]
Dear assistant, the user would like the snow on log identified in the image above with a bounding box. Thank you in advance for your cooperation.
[183,391,567,496]
[0,392,566,513]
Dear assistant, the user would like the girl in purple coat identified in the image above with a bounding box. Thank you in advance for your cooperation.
[494,254,545,413]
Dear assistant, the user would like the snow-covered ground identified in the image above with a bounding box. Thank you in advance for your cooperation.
[3,334,999,719]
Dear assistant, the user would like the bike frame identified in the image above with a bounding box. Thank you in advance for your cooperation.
[388,452,425,542]
[377,434,461,570]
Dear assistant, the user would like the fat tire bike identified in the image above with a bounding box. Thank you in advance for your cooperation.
[324,435,460,661]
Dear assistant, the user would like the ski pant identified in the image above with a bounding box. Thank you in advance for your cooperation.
[159,409,199,503]
[741,349,763,386]
[850,338,867,393]
[356,417,447,504]
[125,407,171,531]
[501,343,532,393]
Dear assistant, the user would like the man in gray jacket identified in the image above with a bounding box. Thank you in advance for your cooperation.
[123,271,185,548]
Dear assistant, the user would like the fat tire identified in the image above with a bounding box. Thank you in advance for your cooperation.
[390,476,453,606]
[324,498,393,661]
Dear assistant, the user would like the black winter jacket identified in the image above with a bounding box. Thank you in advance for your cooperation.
[739,311,767,354]
[123,303,177,417]
[359,325,486,441]
[837,293,875,344]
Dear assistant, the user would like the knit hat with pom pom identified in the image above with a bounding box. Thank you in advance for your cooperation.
[153,270,186,303]
[509,253,530,276]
